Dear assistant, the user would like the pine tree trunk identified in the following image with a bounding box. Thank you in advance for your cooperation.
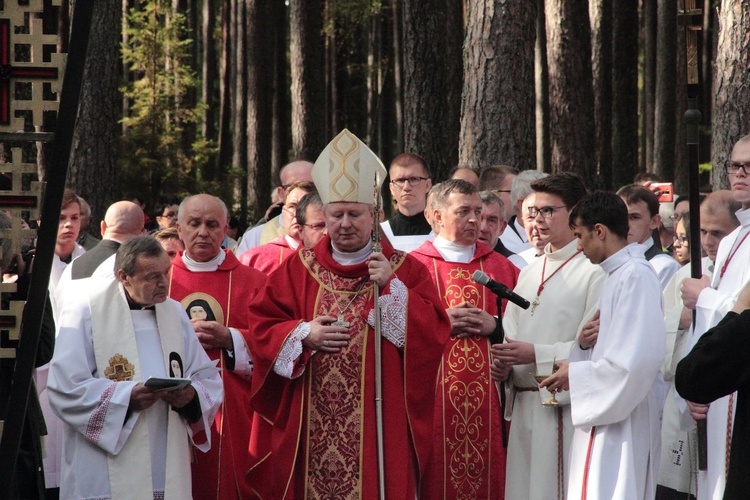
[642,0,657,172]
[290,0,326,161]
[712,0,750,190]
[201,0,217,145]
[216,0,233,183]
[66,0,120,227]
[535,0,550,173]
[271,0,289,178]
[611,0,639,189]
[389,0,403,156]
[232,0,248,220]
[402,0,462,180]
[544,0,596,178]
[589,0,612,187]
[674,23,688,194]
[653,0,677,182]
[245,0,273,219]
[459,0,536,173]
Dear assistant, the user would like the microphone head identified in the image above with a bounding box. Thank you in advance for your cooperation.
[471,270,490,285]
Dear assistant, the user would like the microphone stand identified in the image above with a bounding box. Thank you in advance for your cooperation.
[490,295,508,448]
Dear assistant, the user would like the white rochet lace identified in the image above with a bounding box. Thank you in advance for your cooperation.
[367,276,407,349]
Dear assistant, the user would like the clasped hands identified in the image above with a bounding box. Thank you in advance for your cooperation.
[129,383,196,412]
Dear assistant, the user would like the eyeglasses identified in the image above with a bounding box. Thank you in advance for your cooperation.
[725,161,750,176]
[493,189,511,194]
[673,235,689,247]
[159,211,176,218]
[528,205,567,219]
[390,177,429,188]
[303,223,326,232]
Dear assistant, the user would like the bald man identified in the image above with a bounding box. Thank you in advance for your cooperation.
[235,160,314,254]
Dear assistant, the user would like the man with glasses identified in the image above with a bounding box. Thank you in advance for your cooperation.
[499,170,548,255]
[238,181,317,275]
[381,153,434,252]
[492,172,604,500]
[679,134,750,500]
[296,191,327,249]
[235,160,314,255]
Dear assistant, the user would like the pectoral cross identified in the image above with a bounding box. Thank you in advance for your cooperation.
[530,296,540,316]
[332,315,350,328]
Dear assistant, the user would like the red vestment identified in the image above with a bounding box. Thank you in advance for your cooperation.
[168,250,267,499]
[411,241,519,499]
[238,236,296,275]
[245,236,450,499]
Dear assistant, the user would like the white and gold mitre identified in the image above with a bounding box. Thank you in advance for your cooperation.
[312,129,387,204]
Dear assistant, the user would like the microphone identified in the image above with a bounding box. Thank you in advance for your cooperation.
[472,270,530,310]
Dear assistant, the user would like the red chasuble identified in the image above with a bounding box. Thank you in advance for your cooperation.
[238,235,296,275]
[245,236,450,499]
[411,241,519,499]
[168,250,268,500]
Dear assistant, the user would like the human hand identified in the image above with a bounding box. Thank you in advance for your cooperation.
[302,316,350,353]
[578,309,600,349]
[368,252,393,288]
[489,356,511,382]
[539,360,569,393]
[161,385,196,409]
[490,338,536,365]
[129,383,162,412]
[681,276,711,310]
[446,302,485,337]
[192,320,232,350]
[686,400,709,423]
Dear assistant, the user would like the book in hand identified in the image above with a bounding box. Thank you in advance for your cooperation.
[144,376,192,392]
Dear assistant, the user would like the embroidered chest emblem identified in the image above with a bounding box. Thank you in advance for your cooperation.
[104,354,135,381]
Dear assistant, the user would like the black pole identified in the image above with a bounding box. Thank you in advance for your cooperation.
[491,296,508,448]
[0,1,94,493]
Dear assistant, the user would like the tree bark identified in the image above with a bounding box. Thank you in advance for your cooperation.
[232,0,248,220]
[402,0,462,180]
[535,0,550,173]
[712,0,750,190]
[611,0,639,189]
[389,0,403,156]
[589,0,612,187]
[271,0,289,178]
[66,0,120,227]
[642,0,657,172]
[245,0,273,219]
[201,0,217,144]
[216,0,233,182]
[653,0,677,182]
[544,0,596,179]
[459,0,536,173]
[290,0,326,161]
[674,21,688,194]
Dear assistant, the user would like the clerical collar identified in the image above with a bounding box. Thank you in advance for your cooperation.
[331,240,372,265]
[284,235,300,251]
[388,210,432,236]
[433,235,475,263]
[181,250,226,272]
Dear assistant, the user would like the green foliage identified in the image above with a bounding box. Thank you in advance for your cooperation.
[118,0,216,205]
[323,0,383,40]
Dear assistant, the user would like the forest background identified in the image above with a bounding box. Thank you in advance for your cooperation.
[26,0,750,229]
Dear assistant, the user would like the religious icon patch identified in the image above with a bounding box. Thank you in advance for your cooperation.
[104,353,135,381]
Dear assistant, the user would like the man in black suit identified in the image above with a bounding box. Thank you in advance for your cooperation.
[65,201,145,281]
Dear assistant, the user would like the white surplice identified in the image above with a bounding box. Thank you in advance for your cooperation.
[688,209,750,499]
[37,243,86,488]
[567,244,666,500]
[47,283,223,500]
[502,239,605,500]
[658,257,713,495]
